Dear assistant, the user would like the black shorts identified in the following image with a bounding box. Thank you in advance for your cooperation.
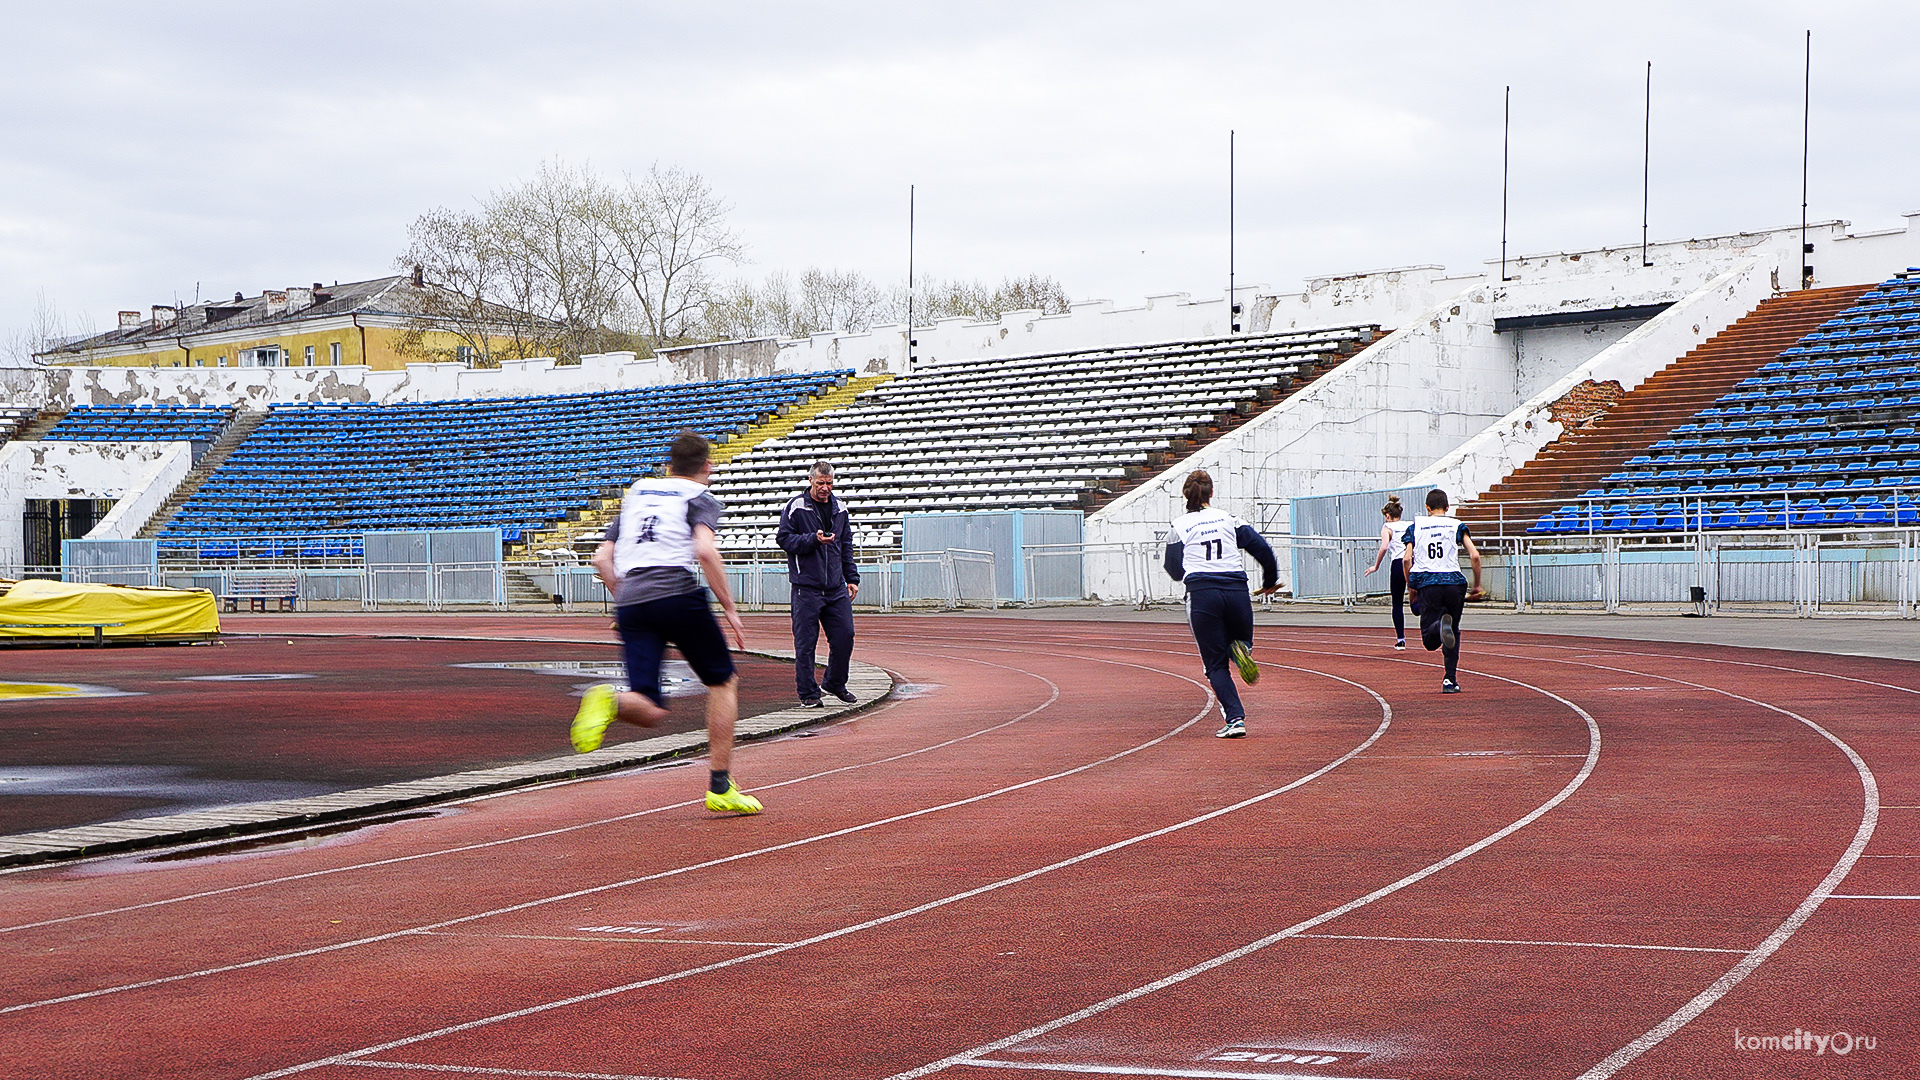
[615,590,735,706]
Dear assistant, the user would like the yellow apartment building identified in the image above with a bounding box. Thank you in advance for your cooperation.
[35,272,543,371]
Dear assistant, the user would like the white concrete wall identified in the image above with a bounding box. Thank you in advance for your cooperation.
[12,352,672,412]
[0,441,190,567]
[1409,259,1774,505]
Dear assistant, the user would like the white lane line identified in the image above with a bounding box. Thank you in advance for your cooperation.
[958,1062,1403,1079]
[1297,933,1747,954]
[4,657,1171,1015]
[0,660,1016,930]
[412,931,794,947]
[235,668,1396,1080]
[1556,661,1880,1080]
[884,671,1601,1080]
[341,1061,697,1079]
[1828,894,1920,900]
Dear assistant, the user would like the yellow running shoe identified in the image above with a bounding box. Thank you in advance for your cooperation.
[1231,640,1259,685]
[570,684,617,753]
[705,780,763,815]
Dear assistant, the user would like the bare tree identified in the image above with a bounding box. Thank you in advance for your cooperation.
[488,160,625,362]
[3,290,88,367]
[884,273,1073,327]
[396,207,561,366]
[605,164,744,350]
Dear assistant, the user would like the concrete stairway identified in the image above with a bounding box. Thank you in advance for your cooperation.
[137,409,270,538]
[1464,284,1874,527]
[9,411,62,442]
[710,373,894,466]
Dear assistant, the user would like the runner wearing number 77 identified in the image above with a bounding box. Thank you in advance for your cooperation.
[1163,470,1278,739]
[1402,487,1483,694]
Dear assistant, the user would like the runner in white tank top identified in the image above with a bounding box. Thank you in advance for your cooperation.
[1400,488,1482,694]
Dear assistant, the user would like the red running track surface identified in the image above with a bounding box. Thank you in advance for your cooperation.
[0,616,1913,1079]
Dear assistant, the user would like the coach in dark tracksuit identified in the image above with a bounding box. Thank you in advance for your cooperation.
[776,462,861,706]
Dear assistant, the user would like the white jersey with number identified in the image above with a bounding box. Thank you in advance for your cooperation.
[1384,522,1406,560]
[613,476,708,576]
[1171,508,1248,577]
[1408,515,1464,576]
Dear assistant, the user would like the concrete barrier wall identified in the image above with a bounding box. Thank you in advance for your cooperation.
[0,440,190,566]
[1408,258,1775,501]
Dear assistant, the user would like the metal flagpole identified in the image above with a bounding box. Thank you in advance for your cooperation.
[1501,86,1511,282]
[1229,130,1238,333]
[1642,61,1653,267]
[1801,30,1812,289]
[907,184,916,367]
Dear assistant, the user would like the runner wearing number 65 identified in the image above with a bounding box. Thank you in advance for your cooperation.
[1402,488,1483,694]
[1164,470,1278,739]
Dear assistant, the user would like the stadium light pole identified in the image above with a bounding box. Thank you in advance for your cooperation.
[1501,86,1511,283]
[1229,129,1238,333]
[1642,61,1653,268]
[907,184,916,368]
[1801,30,1812,290]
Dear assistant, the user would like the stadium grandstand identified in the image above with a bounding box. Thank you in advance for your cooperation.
[6,214,1920,612]
[4,375,842,563]
[688,326,1379,552]
[1478,275,1920,534]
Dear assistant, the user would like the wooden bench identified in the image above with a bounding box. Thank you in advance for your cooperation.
[222,574,300,612]
[0,622,125,647]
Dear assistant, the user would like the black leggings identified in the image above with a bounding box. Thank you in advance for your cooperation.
[1389,560,1407,640]
[1417,583,1467,681]
[1186,585,1253,720]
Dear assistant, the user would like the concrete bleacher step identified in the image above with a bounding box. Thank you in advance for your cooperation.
[9,411,62,442]
[136,409,270,539]
[1463,283,1874,524]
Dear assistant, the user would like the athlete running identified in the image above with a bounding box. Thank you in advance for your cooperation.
[1164,469,1278,738]
[570,431,762,814]
[1402,488,1483,694]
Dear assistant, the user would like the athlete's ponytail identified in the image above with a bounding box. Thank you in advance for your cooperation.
[1382,495,1402,521]
[1183,470,1214,513]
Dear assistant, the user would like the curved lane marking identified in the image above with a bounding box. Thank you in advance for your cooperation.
[0,651,1184,1014]
[884,665,1601,1080]
[237,661,1396,1080]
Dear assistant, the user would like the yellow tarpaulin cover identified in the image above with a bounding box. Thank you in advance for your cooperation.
[0,579,220,640]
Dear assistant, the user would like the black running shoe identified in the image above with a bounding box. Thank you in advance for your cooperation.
[827,687,857,704]
[1439,613,1457,652]
[1441,679,1462,694]
[798,698,825,709]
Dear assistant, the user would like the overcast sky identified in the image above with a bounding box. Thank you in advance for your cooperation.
[4,1,1917,350]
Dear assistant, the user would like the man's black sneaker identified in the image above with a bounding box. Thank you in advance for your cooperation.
[826,687,857,704]
[1441,679,1462,694]
[1439,613,1457,652]
[798,699,825,709]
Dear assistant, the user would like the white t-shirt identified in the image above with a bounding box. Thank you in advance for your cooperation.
[1384,521,1406,560]
[610,476,722,604]
[1170,507,1249,577]
[1406,514,1470,586]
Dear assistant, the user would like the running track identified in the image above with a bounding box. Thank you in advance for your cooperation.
[1,616,1913,1079]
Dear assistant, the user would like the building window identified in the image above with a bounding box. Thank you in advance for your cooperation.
[217,355,228,367]
[457,345,475,367]
[247,347,281,368]
[304,345,315,366]
[330,342,342,365]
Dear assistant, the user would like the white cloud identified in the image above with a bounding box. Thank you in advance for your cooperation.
[3,0,1917,345]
